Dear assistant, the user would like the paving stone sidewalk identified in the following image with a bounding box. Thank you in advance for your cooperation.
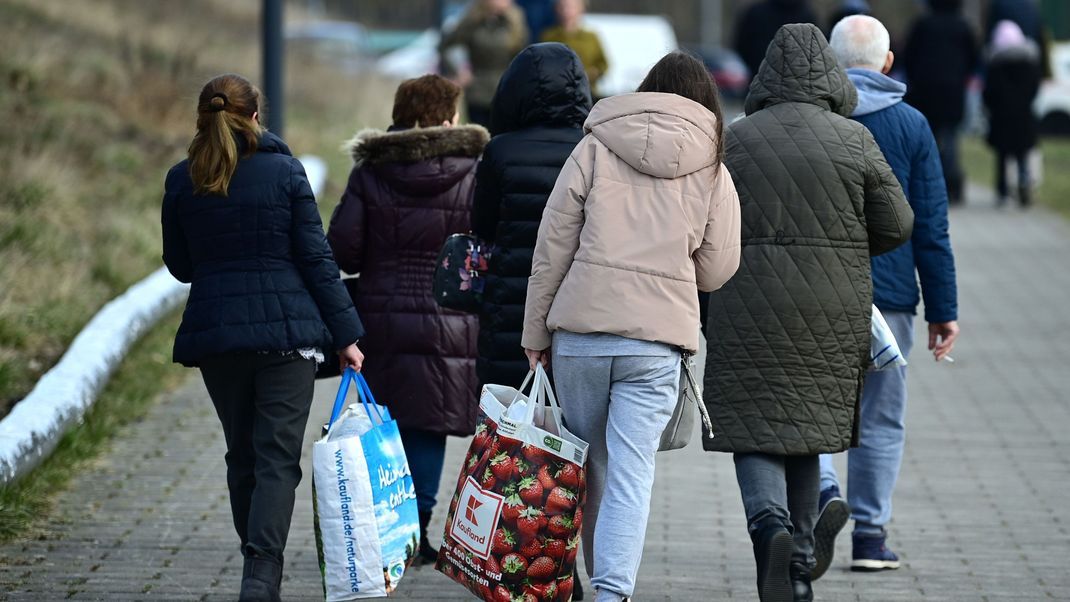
[2,185,1069,601]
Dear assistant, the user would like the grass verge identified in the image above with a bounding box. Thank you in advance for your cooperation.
[0,311,185,542]
[961,134,1070,216]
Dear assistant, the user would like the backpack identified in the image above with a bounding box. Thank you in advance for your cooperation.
[432,233,492,313]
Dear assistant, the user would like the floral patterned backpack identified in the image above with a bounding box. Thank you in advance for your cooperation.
[433,233,492,313]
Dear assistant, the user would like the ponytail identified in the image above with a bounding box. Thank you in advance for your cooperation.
[188,74,263,196]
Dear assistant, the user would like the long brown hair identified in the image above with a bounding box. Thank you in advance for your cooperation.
[187,74,263,196]
[637,52,725,165]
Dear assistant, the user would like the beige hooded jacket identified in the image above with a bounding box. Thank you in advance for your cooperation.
[521,92,742,354]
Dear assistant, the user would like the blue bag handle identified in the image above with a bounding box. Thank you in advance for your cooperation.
[327,368,356,430]
[354,372,386,424]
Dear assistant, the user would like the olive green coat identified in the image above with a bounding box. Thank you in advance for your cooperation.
[702,24,914,456]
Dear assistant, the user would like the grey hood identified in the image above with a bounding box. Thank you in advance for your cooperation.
[847,68,905,116]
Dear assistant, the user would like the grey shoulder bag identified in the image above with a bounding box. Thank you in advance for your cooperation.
[658,333,714,451]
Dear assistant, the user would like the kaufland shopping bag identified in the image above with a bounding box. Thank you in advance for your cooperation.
[437,365,589,602]
[312,369,420,600]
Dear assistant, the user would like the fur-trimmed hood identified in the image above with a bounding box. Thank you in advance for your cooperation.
[344,124,489,168]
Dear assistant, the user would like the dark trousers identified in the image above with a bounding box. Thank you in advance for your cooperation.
[932,124,964,203]
[734,453,820,569]
[398,428,447,514]
[996,149,1031,203]
[200,352,317,564]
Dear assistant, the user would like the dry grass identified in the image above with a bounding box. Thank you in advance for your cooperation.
[0,0,394,410]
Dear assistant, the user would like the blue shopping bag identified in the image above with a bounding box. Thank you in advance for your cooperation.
[313,369,420,600]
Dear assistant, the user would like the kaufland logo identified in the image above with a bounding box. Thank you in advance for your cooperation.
[450,477,505,559]
[465,496,483,525]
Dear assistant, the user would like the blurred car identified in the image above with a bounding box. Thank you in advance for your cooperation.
[286,21,370,73]
[687,45,750,99]
[375,13,679,98]
[1036,42,1070,135]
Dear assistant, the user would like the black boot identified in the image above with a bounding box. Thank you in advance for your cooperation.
[751,517,793,602]
[791,562,813,602]
[418,511,438,564]
[239,555,282,602]
[1019,184,1031,207]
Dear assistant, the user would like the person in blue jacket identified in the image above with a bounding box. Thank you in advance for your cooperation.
[162,73,365,602]
[813,15,961,578]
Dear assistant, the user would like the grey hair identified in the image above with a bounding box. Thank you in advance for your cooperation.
[829,15,890,71]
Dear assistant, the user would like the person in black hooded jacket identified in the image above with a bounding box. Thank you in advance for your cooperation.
[734,0,818,80]
[472,42,592,389]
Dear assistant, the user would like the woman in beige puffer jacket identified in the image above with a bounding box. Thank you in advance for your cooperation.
[521,52,741,602]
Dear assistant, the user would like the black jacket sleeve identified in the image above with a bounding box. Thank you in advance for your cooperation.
[288,159,365,349]
[161,172,193,284]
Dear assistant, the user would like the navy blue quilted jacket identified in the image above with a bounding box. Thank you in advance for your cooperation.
[162,131,364,366]
[849,68,958,324]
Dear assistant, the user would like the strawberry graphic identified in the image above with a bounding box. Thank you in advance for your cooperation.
[543,538,566,560]
[556,574,574,601]
[485,554,501,578]
[491,452,517,482]
[493,584,513,602]
[537,464,557,491]
[525,580,558,601]
[545,487,576,514]
[516,507,545,541]
[518,536,544,559]
[547,514,574,539]
[526,556,557,582]
[473,423,492,452]
[555,464,580,490]
[500,553,529,583]
[521,443,551,463]
[572,507,583,530]
[515,593,538,602]
[492,527,517,555]
[498,434,523,453]
[481,467,498,490]
[564,535,579,566]
[518,476,544,506]
[479,583,494,600]
[501,493,525,525]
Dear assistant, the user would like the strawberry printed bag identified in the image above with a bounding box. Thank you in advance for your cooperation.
[437,365,588,602]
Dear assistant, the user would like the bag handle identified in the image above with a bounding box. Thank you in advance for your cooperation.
[680,352,714,435]
[518,364,564,433]
[327,369,385,431]
[354,372,386,425]
[327,368,355,430]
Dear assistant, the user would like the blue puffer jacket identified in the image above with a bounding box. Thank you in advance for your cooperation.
[849,68,958,323]
[162,131,364,366]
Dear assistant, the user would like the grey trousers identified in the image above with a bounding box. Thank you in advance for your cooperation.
[734,453,820,568]
[199,351,317,564]
[551,332,681,601]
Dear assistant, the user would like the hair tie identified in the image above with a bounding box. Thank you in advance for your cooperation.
[209,93,227,112]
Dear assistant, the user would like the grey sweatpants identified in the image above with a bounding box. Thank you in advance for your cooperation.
[551,331,681,601]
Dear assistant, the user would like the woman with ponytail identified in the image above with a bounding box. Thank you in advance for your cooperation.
[162,73,364,602]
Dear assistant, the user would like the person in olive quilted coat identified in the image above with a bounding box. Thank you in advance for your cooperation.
[701,24,913,602]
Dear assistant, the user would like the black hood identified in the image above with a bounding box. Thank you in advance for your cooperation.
[489,42,592,136]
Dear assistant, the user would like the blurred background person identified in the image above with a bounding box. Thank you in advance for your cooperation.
[439,0,529,127]
[327,74,488,564]
[985,0,1048,77]
[733,0,817,81]
[825,0,870,37]
[818,14,959,579]
[541,0,609,97]
[904,0,979,206]
[516,0,557,43]
[983,20,1042,207]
